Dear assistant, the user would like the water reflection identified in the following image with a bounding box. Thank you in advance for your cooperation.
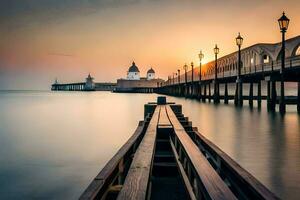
[0,91,299,199]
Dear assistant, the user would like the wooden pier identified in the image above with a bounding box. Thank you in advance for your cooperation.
[80,97,278,200]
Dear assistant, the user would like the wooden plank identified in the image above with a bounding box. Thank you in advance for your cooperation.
[166,105,237,200]
[193,130,279,200]
[158,106,173,129]
[170,137,197,200]
[80,121,146,200]
[117,106,161,200]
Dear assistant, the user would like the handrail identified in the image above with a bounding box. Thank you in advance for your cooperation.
[163,56,300,86]
[79,119,149,200]
[173,110,279,200]
[117,106,161,200]
[166,105,237,200]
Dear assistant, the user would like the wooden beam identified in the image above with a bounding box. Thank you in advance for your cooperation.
[166,105,237,200]
[117,106,161,200]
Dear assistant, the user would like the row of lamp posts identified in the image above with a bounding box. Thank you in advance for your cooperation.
[167,12,289,112]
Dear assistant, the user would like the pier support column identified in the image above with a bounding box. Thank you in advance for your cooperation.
[198,84,202,100]
[249,82,253,108]
[271,81,277,112]
[224,83,228,104]
[257,81,262,109]
[234,82,238,106]
[267,81,271,111]
[203,84,207,102]
[237,78,243,107]
[297,82,300,114]
[279,79,286,114]
[213,81,220,104]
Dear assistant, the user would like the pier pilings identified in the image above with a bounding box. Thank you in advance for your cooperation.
[155,77,300,114]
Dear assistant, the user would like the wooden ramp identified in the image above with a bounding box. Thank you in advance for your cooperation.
[80,97,279,200]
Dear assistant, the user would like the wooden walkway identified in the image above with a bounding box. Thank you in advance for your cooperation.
[80,97,279,200]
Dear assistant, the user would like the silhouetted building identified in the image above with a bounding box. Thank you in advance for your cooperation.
[115,61,164,93]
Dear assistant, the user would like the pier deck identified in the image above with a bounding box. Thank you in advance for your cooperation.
[80,97,279,200]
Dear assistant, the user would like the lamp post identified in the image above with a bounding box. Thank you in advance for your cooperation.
[236,32,244,106]
[191,62,194,84]
[278,12,290,114]
[173,72,177,84]
[183,63,188,85]
[213,44,220,103]
[191,62,194,97]
[198,51,204,82]
[198,51,204,100]
[183,63,188,97]
[178,69,180,84]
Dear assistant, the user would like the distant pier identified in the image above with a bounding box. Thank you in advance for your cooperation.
[51,74,116,91]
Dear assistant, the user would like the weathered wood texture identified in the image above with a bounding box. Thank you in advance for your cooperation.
[193,129,279,200]
[166,105,237,200]
[169,138,197,200]
[117,106,161,200]
[79,120,146,200]
[158,106,173,128]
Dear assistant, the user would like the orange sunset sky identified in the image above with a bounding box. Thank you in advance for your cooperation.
[0,0,300,89]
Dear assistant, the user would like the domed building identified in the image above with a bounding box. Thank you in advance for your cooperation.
[127,62,140,80]
[115,61,164,93]
[85,73,95,90]
[147,68,155,80]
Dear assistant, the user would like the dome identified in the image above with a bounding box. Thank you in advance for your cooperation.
[128,62,140,72]
[147,67,155,74]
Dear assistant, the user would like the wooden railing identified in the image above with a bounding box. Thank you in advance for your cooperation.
[172,106,279,200]
[166,105,237,200]
[80,101,279,200]
[79,116,152,200]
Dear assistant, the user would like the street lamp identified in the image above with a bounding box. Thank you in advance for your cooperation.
[278,11,290,114]
[236,32,244,106]
[198,51,204,100]
[173,72,177,84]
[214,44,219,80]
[213,44,220,103]
[191,62,194,84]
[236,32,243,78]
[178,69,180,84]
[198,50,204,82]
[183,63,188,85]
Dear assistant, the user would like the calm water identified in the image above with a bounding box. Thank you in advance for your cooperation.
[0,91,299,199]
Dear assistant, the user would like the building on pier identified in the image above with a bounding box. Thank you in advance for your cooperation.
[147,68,155,80]
[115,62,164,93]
[85,73,95,91]
[127,62,140,80]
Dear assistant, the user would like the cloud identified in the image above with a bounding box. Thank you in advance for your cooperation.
[48,53,75,57]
